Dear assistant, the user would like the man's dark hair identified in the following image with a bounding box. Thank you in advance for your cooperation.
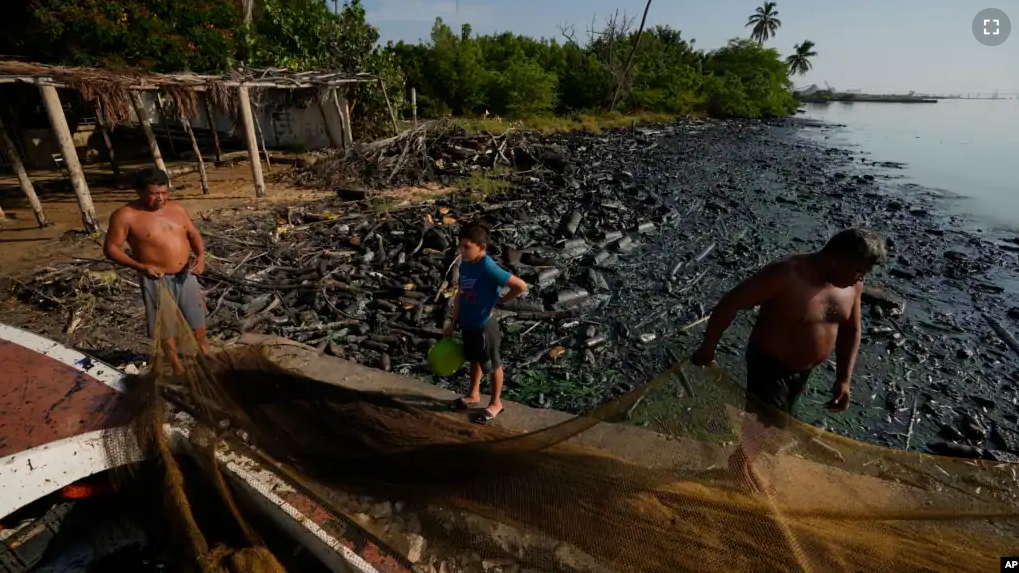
[821,228,888,264]
[458,219,492,247]
[134,167,170,190]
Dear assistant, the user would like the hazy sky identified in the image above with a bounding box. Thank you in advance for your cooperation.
[359,0,1017,94]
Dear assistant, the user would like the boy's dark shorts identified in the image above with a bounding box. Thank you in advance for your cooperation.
[744,343,812,429]
[462,319,502,374]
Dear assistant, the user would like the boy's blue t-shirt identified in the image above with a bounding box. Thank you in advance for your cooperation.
[457,255,511,329]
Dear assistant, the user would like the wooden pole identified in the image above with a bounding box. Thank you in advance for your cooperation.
[93,102,120,178]
[237,85,266,198]
[153,93,178,157]
[202,96,223,163]
[318,92,343,149]
[130,92,168,174]
[182,117,209,195]
[0,114,48,227]
[377,78,400,136]
[333,90,353,148]
[411,87,418,128]
[252,112,271,171]
[39,85,100,234]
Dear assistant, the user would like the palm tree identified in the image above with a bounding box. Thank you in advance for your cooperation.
[746,2,782,44]
[785,40,817,76]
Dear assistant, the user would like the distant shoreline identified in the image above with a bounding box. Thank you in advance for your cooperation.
[798,98,938,104]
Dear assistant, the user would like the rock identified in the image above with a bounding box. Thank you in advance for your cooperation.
[970,395,995,410]
[956,347,974,360]
[370,501,393,519]
[926,441,983,459]
[938,425,964,441]
[961,415,987,441]
[861,285,903,311]
[404,533,427,563]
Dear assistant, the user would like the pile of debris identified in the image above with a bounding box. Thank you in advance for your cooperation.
[280,119,570,192]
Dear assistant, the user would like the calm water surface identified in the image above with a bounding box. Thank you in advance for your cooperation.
[797,99,1018,229]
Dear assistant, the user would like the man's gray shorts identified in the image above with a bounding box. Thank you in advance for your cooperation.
[139,269,206,339]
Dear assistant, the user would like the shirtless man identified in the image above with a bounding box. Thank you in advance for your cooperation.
[103,168,206,374]
[691,228,887,490]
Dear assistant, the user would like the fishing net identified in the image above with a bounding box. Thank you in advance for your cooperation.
[104,284,1019,573]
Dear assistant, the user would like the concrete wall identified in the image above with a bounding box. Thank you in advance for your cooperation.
[135,91,332,151]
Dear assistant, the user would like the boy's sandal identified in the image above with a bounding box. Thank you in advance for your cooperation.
[471,408,501,425]
[449,396,477,411]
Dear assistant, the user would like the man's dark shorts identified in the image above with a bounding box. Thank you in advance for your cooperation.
[462,318,502,374]
[139,268,206,339]
[744,343,812,429]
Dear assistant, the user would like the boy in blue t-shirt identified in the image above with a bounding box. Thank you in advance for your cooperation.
[443,220,527,424]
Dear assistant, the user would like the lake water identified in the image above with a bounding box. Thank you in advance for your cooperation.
[797,99,1018,230]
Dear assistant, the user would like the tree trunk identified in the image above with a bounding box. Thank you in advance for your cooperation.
[609,0,653,111]
[39,85,99,234]
[93,102,120,178]
[237,86,266,198]
[182,117,209,195]
[130,92,168,175]
[0,114,48,227]
[203,96,223,163]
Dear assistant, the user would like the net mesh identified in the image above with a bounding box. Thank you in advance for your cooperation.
[103,283,1019,573]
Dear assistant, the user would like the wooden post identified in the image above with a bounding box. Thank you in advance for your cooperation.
[333,90,354,148]
[182,117,209,195]
[252,112,271,171]
[319,89,344,149]
[203,96,223,163]
[39,85,100,234]
[130,91,168,174]
[376,78,400,136]
[153,93,178,157]
[93,102,120,178]
[0,114,49,227]
[411,87,418,128]
[237,85,266,198]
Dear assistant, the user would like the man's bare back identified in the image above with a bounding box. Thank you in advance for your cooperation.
[749,255,863,371]
[107,200,197,276]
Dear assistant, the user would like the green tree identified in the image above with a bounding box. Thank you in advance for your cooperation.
[0,0,240,72]
[701,39,797,117]
[785,40,817,76]
[486,60,558,116]
[745,2,782,44]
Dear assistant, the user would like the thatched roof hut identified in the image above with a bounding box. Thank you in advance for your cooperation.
[0,60,379,233]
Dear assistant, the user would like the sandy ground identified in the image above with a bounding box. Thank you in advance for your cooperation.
[0,160,333,277]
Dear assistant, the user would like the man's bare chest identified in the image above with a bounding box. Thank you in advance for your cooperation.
[130,213,187,241]
[772,287,854,325]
